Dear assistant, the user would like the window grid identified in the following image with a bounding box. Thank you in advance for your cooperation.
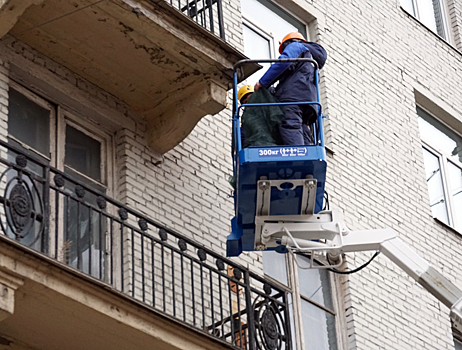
[418,108,462,232]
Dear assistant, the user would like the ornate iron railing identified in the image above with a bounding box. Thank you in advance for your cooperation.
[163,0,225,40]
[0,139,291,350]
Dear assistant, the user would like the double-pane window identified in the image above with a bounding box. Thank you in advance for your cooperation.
[417,107,462,232]
[401,0,449,40]
[263,251,338,350]
[297,257,338,350]
[7,82,112,277]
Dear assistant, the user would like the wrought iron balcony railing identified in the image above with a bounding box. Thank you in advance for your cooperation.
[163,0,225,40]
[0,139,290,350]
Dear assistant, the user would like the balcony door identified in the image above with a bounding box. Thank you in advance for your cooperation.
[6,81,113,278]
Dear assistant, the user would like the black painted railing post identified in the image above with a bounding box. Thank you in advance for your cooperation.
[244,270,256,350]
[283,291,293,350]
[216,0,225,40]
[42,165,50,255]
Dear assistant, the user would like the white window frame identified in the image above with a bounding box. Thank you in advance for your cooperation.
[418,107,462,232]
[402,0,451,41]
[242,18,279,58]
[246,2,340,348]
[263,252,342,350]
[241,0,309,86]
[421,141,457,226]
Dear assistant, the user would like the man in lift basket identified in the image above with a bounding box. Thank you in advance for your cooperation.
[254,32,327,146]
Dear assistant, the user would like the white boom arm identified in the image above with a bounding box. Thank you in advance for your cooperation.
[258,209,462,331]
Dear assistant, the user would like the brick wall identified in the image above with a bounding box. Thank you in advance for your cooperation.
[1,0,462,348]
[312,0,462,349]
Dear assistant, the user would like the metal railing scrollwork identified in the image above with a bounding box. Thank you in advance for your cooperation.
[0,139,290,350]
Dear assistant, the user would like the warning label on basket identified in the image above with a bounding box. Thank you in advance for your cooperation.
[258,147,308,157]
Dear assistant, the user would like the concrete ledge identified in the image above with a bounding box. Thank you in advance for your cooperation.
[0,235,232,350]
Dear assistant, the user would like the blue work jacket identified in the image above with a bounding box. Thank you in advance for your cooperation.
[259,41,327,103]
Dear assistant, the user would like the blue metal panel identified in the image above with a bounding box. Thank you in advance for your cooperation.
[227,145,327,256]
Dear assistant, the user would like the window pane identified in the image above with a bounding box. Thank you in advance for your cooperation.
[301,299,338,350]
[297,255,334,310]
[447,161,462,231]
[417,108,462,168]
[455,339,462,350]
[8,88,50,156]
[262,250,288,285]
[243,24,272,85]
[242,0,306,40]
[422,148,449,224]
[65,125,101,182]
[417,0,439,33]
[242,0,307,85]
[401,0,416,15]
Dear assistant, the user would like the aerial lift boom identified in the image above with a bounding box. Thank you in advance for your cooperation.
[229,57,462,331]
[258,207,462,331]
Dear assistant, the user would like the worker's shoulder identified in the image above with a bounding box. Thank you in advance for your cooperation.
[283,41,310,57]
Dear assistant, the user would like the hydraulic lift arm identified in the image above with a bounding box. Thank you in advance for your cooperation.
[339,229,462,331]
[258,209,462,330]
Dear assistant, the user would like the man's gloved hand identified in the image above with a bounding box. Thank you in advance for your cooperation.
[254,81,262,91]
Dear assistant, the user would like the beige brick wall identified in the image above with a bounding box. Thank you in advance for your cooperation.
[311,0,462,349]
[1,0,462,349]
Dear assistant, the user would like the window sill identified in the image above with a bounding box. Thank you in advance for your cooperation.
[434,217,462,238]
[400,6,462,57]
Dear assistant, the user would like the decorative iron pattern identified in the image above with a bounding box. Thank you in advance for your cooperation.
[0,154,45,246]
[253,297,287,350]
[0,140,291,350]
[163,0,225,40]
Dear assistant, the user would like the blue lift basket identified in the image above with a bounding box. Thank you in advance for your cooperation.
[226,58,327,257]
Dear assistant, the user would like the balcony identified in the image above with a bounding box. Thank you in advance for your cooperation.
[0,0,257,154]
[0,140,291,350]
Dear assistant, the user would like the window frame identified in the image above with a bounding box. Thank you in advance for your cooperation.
[242,18,278,60]
[245,2,340,348]
[262,251,341,350]
[418,106,462,232]
[241,0,309,86]
[7,81,116,276]
[402,0,451,41]
[57,107,114,194]
[7,80,57,164]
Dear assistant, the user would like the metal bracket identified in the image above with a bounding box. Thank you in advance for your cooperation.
[254,176,318,250]
[255,176,317,217]
[255,209,346,251]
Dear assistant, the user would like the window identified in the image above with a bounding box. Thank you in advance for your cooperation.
[263,251,339,350]
[7,82,113,277]
[401,0,450,40]
[241,0,307,85]
[417,106,462,232]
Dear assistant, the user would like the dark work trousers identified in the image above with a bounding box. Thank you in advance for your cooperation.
[279,104,314,145]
